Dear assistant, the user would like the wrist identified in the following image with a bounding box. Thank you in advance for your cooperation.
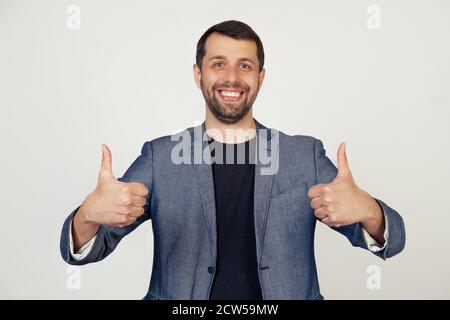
[72,198,100,252]
[75,205,89,224]
[75,194,97,226]
[73,205,100,239]
[360,193,382,224]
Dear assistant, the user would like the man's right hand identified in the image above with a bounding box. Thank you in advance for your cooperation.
[72,144,149,251]
[79,144,149,228]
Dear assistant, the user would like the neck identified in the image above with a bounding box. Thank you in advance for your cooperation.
[204,106,256,144]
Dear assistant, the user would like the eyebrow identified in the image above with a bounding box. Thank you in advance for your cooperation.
[208,55,256,65]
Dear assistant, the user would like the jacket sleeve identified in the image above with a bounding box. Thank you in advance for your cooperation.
[60,141,154,265]
[313,138,406,259]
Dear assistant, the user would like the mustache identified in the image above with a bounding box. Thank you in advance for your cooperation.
[212,82,249,92]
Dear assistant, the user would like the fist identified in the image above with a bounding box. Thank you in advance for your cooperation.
[81,144,149,228]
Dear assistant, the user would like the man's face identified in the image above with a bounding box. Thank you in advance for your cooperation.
[194,33,265,124]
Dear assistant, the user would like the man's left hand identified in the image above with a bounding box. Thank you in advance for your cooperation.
[307,143,382,228]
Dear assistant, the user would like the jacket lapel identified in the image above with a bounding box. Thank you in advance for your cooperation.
[191,122,218,261]
[253,119,277,265]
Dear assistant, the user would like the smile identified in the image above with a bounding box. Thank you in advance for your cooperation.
[216,89,245,102]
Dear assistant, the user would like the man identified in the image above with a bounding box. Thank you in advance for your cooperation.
[60,20,406,300]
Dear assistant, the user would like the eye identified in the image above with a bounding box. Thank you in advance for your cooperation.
[214,62,224,68]
[240,63,251,70]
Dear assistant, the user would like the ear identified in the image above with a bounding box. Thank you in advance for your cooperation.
[258,68,266,90]
[193,64,202,89]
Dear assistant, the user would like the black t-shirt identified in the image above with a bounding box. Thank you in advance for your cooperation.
[207,136,262,300]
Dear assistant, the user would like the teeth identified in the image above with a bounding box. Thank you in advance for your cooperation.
[220,91,241,97]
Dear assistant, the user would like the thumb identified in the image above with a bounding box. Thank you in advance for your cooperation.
[336,142,352,179]
[99,144,115,180]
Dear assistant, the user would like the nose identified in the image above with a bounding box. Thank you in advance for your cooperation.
[223,65,238,84]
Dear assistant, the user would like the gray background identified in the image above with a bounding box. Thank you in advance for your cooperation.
[0,0,449,299]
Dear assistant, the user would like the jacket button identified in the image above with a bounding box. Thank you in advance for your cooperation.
[208,266,215,274]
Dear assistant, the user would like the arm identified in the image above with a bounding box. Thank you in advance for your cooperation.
[69,217,97,260]
[361,197,385,246]
[72,204,100,252]
[362,209,389,252]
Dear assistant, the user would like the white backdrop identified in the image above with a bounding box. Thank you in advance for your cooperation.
[0,0,449,299]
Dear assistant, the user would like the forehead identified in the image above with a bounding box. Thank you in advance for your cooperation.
[203,32,258,61]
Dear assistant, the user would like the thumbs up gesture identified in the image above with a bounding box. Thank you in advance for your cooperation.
[307,143,379,228]
[79,144,149,228]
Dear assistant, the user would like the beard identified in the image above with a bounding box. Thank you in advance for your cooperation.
[200,79,259,124]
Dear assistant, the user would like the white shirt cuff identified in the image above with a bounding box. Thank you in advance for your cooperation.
[69,218,97,261]
[362,211,389,253]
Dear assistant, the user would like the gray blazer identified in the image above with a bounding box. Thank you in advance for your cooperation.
[60,119,405,300]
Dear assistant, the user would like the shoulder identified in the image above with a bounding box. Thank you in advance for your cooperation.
[275,129,320,152]
[141,126,199,160]
[145,126,194,149]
